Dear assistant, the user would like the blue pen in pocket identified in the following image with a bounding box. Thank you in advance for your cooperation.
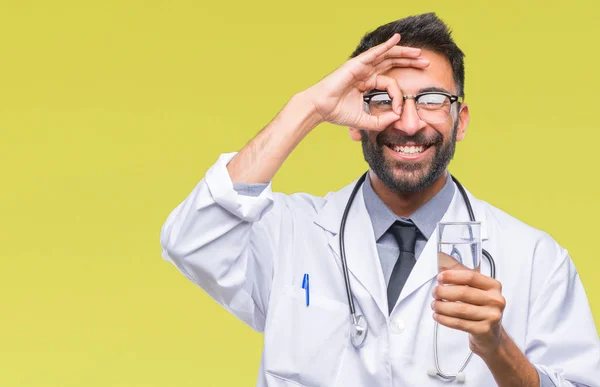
[302,274,310,307]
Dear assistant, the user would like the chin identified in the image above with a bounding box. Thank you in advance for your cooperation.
[382,163,442,193]
[386,172,429,193]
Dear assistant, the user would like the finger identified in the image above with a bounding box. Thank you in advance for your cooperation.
[432,284,495,306]
[438,251,470,272]
[358,111,401,132]
[433,313,493,336]
[356,33,401,64]
[431,300,495,321]
[374,57,430,72]
[364,74,402,114]
[438,269,501,291]
[372,45,424,66]
[343,45,425,86]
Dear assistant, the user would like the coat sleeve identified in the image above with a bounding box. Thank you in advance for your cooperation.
[525,234,600,386]
[159,152,290,332]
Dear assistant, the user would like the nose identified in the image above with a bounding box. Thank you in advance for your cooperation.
[392,99,426,135]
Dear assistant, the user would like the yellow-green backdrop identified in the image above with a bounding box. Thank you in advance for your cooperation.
[1,1,598,386]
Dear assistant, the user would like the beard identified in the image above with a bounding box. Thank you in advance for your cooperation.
[360,121,458,193]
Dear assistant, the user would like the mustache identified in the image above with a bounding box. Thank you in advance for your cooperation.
[376,130,443,147]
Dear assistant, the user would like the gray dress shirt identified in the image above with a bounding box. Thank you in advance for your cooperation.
[232,174,552,387]
[361,173,453,286]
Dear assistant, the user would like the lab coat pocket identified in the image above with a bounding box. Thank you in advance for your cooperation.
[264,286,350,387]
[264,371,307,386]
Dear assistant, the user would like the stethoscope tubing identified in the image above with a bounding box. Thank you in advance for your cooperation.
[339,172,497,381]
[339,172,368,322]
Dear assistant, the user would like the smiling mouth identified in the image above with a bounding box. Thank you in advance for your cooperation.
[385,142,433,156]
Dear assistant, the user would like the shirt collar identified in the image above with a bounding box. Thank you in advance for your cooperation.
[362,172,455,241]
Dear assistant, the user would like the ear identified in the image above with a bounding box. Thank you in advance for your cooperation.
[349,127,362,141]
[456,103,470,142]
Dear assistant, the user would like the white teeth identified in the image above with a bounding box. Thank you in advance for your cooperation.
[391,145,425,154]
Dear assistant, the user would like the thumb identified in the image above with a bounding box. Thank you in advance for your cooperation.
[438,252,470,272]
[359,111,400,131]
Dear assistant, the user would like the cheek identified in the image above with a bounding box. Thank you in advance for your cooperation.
[428,123,453,144]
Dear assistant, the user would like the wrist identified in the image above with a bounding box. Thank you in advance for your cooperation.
[478,327,507,361]
[476,327,540,387]
[285,90,325,136]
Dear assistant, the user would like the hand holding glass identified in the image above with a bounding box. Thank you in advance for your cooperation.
[432,221,482,381]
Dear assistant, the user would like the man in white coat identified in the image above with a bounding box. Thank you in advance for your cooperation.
[160,13,600,386]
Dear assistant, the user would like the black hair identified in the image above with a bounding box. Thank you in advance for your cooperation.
[350,13,465,97]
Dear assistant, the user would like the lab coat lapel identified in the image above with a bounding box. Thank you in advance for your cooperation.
[395,183,490,305]
[313,180,389,318]
[313,177,490,314]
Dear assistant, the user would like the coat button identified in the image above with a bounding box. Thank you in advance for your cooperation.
[390,318,405,334]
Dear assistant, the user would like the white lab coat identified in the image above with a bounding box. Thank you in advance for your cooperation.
[160,153,600,387]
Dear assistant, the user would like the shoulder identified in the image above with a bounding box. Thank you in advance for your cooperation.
[271,178,358,219]
[272,191,327,215]
[472,197,579,309]
[476,197,568,264]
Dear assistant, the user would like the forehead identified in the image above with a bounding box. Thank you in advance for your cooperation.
[383,49,456,94]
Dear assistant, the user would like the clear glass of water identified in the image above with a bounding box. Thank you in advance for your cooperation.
[437,221,482,274]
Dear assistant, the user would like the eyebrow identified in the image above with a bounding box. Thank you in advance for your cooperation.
[366,86,453,95]
[418,86,452,94]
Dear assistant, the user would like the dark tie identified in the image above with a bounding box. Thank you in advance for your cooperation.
[387,220,418,313]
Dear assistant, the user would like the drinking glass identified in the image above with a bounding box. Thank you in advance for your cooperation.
[437,222,481,274]
[433,221,482,379]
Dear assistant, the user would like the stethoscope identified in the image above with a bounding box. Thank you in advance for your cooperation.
[339,172,496,383]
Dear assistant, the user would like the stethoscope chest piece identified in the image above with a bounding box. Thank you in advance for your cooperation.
[427,367,466,383]
[350,314,368,348]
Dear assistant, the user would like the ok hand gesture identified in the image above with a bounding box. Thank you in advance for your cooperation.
[306,34,429,131]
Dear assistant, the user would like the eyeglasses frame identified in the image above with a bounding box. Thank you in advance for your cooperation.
[362,90,463,121]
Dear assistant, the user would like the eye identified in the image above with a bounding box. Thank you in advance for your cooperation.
[370,93,392,106]
[417,93,448,108]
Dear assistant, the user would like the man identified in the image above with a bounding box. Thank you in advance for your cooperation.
[160,13,600,386]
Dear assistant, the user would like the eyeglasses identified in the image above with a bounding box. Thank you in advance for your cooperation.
[363,91,462,124]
